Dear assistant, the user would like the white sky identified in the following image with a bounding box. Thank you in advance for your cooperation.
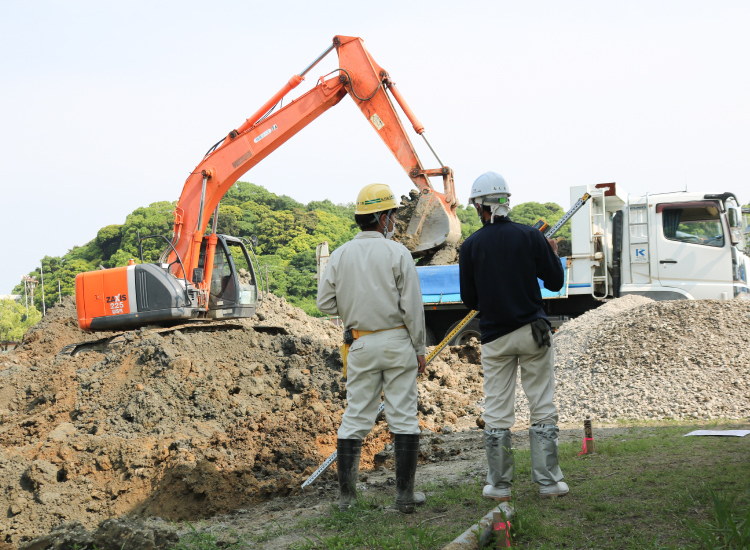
[2,0,749,293]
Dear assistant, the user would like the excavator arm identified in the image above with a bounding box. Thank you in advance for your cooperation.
[75,34,460,332]
[171,35,460,287]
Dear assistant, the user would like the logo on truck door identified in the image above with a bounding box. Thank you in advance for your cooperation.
[631,245,649,263]
[106,294,127,315]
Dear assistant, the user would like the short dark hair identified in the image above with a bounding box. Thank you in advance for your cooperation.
[355,213,378,230]
[355,210,391,230]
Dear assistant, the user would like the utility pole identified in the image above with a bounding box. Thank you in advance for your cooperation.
[22,276,28,314]
[22,276,38,316]
[58,279,62,304]
[40,263,46,316]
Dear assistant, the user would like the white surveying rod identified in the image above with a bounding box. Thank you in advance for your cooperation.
[301,311,479,489]
[543,192,592,239]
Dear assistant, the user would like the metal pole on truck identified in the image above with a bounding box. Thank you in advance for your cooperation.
[301,192,594,489]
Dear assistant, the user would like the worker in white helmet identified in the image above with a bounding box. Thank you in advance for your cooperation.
[317,183,427,514]
[459,172,568,501]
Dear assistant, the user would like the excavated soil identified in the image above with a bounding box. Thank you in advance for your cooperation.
[0,295,481,547]
[3,292,750,548]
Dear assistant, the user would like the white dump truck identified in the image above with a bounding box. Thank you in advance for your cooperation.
[417,183,750,344]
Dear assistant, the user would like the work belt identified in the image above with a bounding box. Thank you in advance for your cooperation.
[340,325,406,378]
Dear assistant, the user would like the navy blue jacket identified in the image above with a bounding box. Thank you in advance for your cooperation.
[459,216,564,344]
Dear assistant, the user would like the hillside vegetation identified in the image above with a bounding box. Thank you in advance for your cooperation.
[12,182,568,318]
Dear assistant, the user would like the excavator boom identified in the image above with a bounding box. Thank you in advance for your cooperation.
[172,35,460,283]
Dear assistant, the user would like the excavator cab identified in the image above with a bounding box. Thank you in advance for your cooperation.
[197,235,259,320]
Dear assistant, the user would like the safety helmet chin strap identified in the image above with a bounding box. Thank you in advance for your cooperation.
[374,209,394,237]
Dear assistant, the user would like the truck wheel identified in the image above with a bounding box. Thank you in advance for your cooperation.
[425,326,437,347]
[446,318,481,346]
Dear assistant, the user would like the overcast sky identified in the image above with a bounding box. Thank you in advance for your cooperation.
[2,0,749,293]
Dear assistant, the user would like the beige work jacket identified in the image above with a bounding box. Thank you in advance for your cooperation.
[316,231,426,356]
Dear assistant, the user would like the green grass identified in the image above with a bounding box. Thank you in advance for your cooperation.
[166,423,750,549]
[287,425,749,549]
[687,490,750,549]
[169,522,248,550]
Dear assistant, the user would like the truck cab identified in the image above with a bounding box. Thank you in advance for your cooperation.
[566,184,749,302]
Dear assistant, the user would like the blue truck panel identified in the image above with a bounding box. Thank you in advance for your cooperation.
[417,258,569,305]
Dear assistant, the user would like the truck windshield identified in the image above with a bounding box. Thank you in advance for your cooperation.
[663,206,724,248]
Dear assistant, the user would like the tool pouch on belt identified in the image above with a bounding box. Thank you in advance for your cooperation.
[530,318,551,348]
[340,329,355,378]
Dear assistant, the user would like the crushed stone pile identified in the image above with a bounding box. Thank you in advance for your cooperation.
[0,296,481,547]
[508,297,750,424]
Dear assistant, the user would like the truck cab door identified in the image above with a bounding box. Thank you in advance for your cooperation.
[656,202,732,299]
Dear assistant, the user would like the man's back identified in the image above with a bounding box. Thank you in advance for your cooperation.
[459,217,564,343]
[317,231,425,355]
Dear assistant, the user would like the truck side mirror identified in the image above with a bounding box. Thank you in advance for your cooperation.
[192,268,204,284]
[728,208,741,228]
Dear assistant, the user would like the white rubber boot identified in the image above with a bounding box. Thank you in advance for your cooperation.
[483,428,514,501]
[540,481,569,498]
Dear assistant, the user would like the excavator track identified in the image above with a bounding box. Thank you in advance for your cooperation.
[58,321,288,357]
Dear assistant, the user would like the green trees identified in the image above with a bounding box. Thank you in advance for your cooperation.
[456,204,482,239]
[0,299,41,344]
[509,201,572,240]
[14,181,558,321]
[458,201,571,240]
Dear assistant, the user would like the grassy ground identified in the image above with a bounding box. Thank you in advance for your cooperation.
[173,422,750,550]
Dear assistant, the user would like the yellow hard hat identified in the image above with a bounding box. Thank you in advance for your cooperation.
[355,183,399,215]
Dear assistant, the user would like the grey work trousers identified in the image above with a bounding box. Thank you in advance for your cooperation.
[338,328,420,439]
[481,323,558,430]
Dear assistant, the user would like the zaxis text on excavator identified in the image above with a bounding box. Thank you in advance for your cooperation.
[75,35,461,332]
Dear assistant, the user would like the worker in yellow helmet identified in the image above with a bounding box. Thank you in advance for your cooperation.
[317,183,427,514]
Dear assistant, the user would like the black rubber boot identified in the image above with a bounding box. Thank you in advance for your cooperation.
[394,434,426,514]
[337,439,362,511]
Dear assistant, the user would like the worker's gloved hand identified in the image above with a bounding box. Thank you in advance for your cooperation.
[530,318,551,348]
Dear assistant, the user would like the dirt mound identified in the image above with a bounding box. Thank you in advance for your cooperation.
[0,292,484,547]
[19,298,116,359]
[245,292,342,343]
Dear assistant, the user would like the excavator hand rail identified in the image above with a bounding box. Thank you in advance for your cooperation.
[138,234,192,306]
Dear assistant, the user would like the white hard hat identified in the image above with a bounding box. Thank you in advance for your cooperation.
[469,172,511,222]
[468,171,511,203]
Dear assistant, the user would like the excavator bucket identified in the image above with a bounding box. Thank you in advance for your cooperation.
[396,189,462,255]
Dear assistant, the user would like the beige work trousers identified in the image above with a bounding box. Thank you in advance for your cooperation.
[338,328,420,439]
[481,323,558,430]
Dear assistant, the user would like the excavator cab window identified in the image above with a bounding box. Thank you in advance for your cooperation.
[225,239,257,307]
[197,239,238,307]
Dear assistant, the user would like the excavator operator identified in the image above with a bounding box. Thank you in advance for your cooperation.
[458,171,569,504]
[316,183,427,514]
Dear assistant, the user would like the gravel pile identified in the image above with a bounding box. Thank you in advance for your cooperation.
[506,297,750,424]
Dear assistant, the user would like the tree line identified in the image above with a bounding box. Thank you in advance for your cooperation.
[5,182,571,338]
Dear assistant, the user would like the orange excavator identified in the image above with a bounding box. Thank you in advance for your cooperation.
[75,35,461,332]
